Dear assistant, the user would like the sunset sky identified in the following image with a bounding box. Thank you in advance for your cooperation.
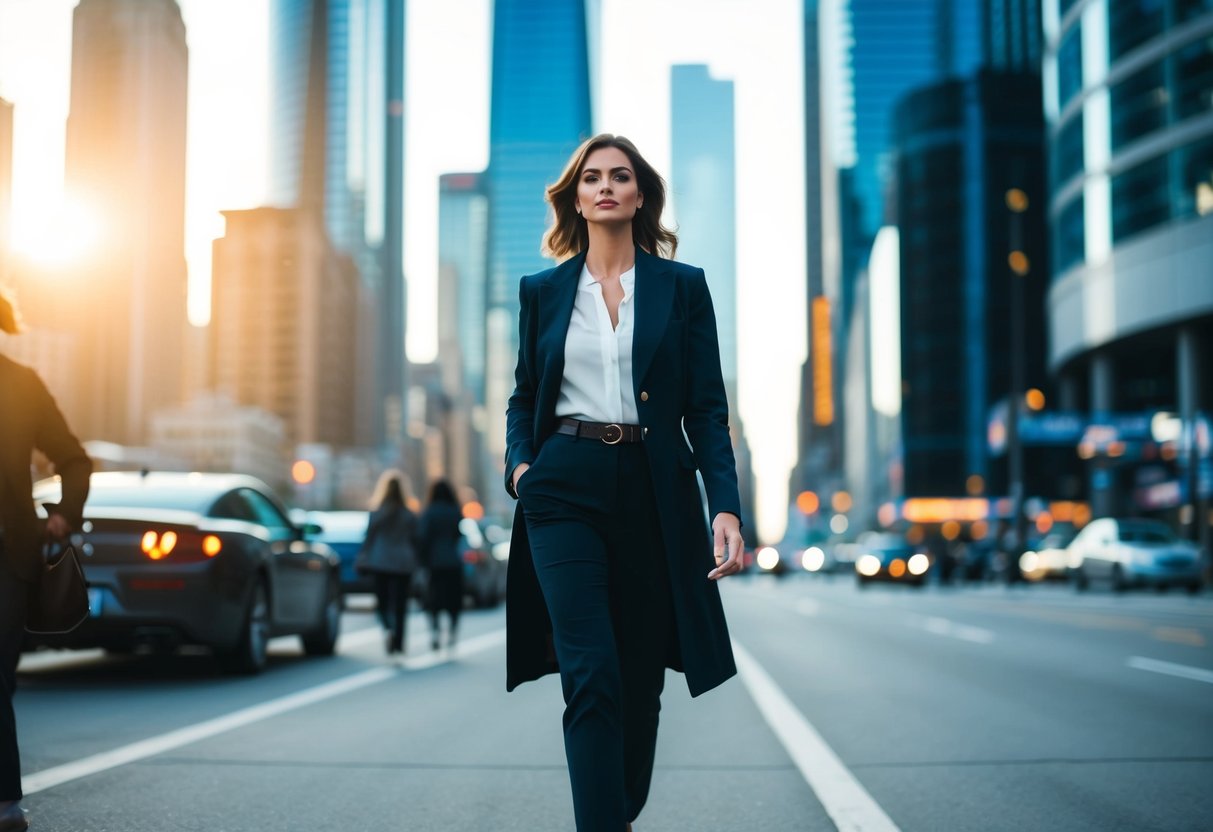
[0,0,807,541]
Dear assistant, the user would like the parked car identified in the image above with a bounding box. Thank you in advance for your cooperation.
[854,532,931,587]
[306,510,372,594]
[461,518,508,608]
[1067,518,1203,593]
[1019,528,1077,582]
[29,472,343,673]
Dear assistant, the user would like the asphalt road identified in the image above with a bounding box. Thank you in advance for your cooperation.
[13,580,1213,831]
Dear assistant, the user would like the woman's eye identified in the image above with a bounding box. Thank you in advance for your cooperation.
[614,174,631,182]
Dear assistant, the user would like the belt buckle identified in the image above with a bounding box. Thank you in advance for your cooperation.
[601,424,623,445]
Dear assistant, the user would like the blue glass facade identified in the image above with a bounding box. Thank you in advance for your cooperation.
[670,64,737,391]
[486,0,592,314]
[439,173,489,404]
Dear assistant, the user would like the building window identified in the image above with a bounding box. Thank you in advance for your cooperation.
[1173,35,1213,122]
[1176,136,1213,218]
[1108,0,1167,63]
[1110,60,1168,150]
[1111,153,1171,242]
[1058,25,1084,107]
[1059,0,1084,17]
[1175,0,1213,24]
[1054,195,1086,275]
[1053,113,1086,187]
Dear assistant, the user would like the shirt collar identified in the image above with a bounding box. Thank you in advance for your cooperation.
[578,263,638,294]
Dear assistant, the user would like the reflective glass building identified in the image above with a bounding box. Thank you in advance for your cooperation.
[1044,0,1213,540]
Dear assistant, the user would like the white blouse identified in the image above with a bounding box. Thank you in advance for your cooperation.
[555,263,639,425]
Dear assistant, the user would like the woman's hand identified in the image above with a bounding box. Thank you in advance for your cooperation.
[511,463,531,494]
[45,513,71,541]
[707,513,743,580]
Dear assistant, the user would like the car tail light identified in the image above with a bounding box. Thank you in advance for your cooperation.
[140,530,222,561]
[462,549,483,565]
[141,530,176,560]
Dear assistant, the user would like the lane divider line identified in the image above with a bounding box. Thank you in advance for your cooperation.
[1126,656,1213,685]
[733,640,900,832]
[22,627,506,795]
[915,616,995,645]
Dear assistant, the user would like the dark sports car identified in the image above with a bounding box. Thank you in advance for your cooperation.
[29,471,342,674]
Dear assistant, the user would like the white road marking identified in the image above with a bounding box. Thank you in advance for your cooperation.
[1127,656,1213,685]
[915,616,995,645]
[733,640,900,832]
[795,599,821,617]
[21,627,506,795]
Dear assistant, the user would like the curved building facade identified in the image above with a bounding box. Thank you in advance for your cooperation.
[1044,0,1212,534]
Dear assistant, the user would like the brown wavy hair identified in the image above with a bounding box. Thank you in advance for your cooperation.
[542,134,678,261]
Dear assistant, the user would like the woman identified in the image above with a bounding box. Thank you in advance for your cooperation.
[359,470,420,656]
[504,134,744,831]
[417,480,465,651]
[0,288,93,832]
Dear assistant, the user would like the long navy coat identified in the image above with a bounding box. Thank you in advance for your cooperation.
[504,247,741,697]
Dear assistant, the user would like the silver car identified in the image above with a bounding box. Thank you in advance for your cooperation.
[1068,518,1204,594]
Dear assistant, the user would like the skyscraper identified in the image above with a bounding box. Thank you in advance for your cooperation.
[268,0,406,450]
[483,0,592,509]
[62,0,189,445]
[670,64,738,393]
[438,171,489,497]
[0,97,12,279]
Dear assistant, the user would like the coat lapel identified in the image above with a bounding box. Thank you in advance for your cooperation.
[631,247,674,389]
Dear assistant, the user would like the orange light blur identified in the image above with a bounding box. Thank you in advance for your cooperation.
[831,491,853,513]
[796,491,820,515]
[292,460,316,484]
[1008,251,1030,275]
[159,531,178,555]
[1025,389,1046,411]
[141,531,158,553]
[906,525,925,545]
[1106,441,1126,458]
[406,496,421,513]
[1160,443,1178,461]
[1036,513,1054,534]
[1073,504,1092,526]
[462,501,485,520]
[1005,188,1029,212]
[966,474,985,496]
[971,520,989,540]
[902,498,989,523]
[1077,442,1096,460]
[888,559,907,578]
[202,535,223,557]
[941,520,961,541]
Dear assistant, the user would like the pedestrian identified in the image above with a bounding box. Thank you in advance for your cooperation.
[358,470,420,656]
[417,480,465,652]
[504,134,744,831]
[0,288,93,832]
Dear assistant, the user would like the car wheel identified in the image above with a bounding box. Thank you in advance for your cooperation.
[1111,565,1127,594]
[219,578,270,675]
[302,578,341,657]
[1072,568,1088,592]
[1186,582,1203,596]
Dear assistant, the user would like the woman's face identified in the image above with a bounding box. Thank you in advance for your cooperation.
[575,146,643,226]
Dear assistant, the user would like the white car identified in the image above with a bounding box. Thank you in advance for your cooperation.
[1067,518,1203,593]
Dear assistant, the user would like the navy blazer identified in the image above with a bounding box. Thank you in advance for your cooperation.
[504,247,740,697]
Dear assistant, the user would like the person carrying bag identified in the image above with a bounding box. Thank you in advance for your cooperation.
[0,287,93,831]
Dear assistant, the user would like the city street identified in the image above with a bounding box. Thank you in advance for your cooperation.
[14,580,1213,831]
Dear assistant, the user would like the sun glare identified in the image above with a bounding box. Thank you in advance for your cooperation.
[11,192,104,268]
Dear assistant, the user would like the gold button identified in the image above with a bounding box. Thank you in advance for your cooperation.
[640,391,649,402]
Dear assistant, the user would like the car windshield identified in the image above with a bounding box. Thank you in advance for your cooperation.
[1117,521,1175,544]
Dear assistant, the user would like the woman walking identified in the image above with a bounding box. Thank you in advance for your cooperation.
[504,134,744,831]
[418,480,465,651]
[0,289,93,832]
[359,470,420,656]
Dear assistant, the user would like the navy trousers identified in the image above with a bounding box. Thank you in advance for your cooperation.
[518,432,674,831]
[0,556,28,801]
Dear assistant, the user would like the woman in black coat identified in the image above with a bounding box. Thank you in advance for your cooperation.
[359,470,420,656]
[418,480,465,651]
[504,135,744,831]
[0,289,93,832]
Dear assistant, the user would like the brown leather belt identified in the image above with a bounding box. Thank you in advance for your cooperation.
[556,417,646,444]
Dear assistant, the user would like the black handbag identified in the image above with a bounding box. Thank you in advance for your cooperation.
[25,542,90,635]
